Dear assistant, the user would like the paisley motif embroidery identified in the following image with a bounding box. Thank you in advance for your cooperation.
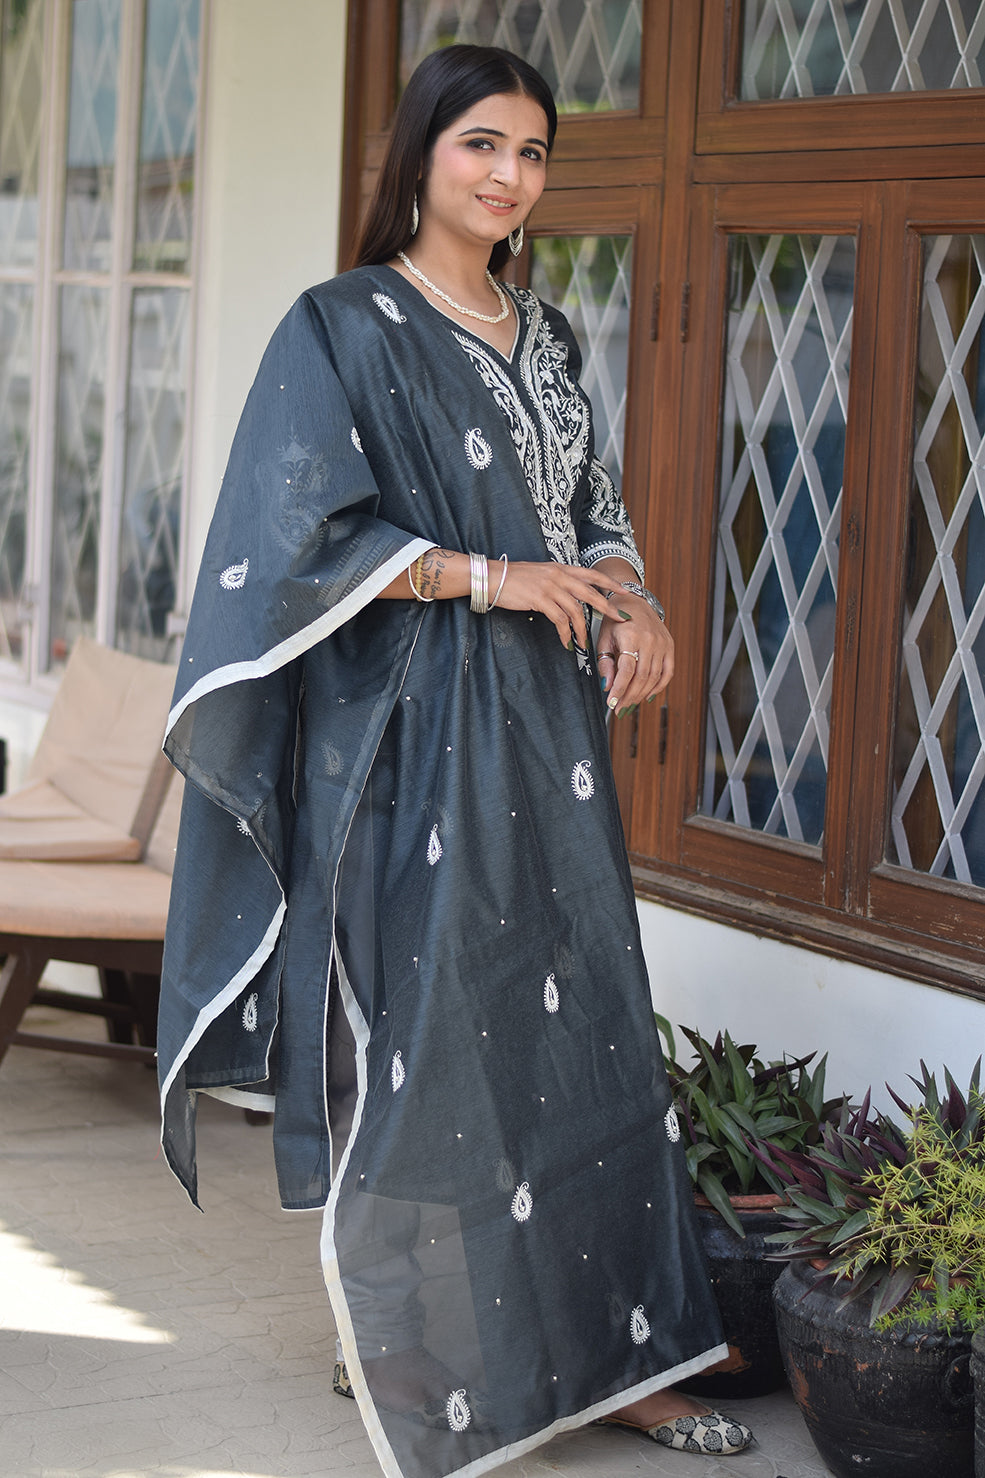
[391,1051,405,1092]
[323,743,343,777]
[511,1182,533,1222]
[665,1105,681,1143]
[571,760,595,800]
[464,426,493,470]
[427,824,443,865]
[242,993,259,1032]
[236,817,251,836]
[630,1304,651,1345]
[446,1389,471,1432]
[543,974,560,1013]
[372,291,406,324]
[495,1156,516,1193]
[350,425,363,453]
[219,559,249,590]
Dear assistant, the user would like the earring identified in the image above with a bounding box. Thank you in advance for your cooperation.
[508,223,524,257]
[411,194,419,235]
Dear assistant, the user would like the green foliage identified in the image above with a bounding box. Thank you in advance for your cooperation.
[664,1026,846,1238]
[760,1061,985,1330]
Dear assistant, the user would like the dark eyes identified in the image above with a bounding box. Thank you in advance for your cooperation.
[465,138,545,164]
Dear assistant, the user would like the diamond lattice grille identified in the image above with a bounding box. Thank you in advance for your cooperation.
[741,0,985,97]
[530,234,631,474]
[116,286,187,657]
[0,282,31,661]
[63,0,121,272]
[50,285,108,663]
[400,0,642,112]
[889,235,985,886]
[134,0,199,273]
[703,234,855,844]
[0,0,43,268]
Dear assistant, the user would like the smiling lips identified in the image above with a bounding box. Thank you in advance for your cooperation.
[477,194,517,212]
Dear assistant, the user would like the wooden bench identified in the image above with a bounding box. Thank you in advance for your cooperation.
[0,639,179,1068]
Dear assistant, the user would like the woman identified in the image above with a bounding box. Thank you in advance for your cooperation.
[157,43,753,1478]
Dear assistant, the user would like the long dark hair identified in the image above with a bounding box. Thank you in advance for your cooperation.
[350,45,557,276]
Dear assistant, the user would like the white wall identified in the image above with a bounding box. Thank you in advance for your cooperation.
[184,0,349,584]
[639,896,985,1112]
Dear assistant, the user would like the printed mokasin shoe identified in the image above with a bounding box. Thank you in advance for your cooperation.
[599,1409,754,1456]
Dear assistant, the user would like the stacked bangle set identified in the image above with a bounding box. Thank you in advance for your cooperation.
[409,549,509,612]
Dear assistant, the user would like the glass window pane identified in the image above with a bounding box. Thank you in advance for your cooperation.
[116,285,187,657]
[133,0,200,273]
[0,0,44,269]
[740,0,985,99]
[0,282,32,662]
[530,233,632,475]
[702,233,856,845]
[50,283,108,664]
[889,234,985,887]
[400,0,642,113]
[62,0,121,272]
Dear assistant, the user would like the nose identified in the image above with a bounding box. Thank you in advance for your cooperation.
[490,149,521,189]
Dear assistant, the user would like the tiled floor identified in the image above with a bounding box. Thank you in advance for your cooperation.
[0,1004,835,1478]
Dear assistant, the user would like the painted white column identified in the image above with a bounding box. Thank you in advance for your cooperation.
[185,0,349,585]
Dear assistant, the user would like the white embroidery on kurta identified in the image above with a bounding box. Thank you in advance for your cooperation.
[447,1390,471,1432]
[630,1305,651,1345]
[350,426,363,452]
[236,817,251,836]
[665,1105,681,1143]
[464,427,493,469]
[242,993,259,1032]
[391,1051,405,1092]
[427,824,443,865]
[511,1182,533,1222]
[543,974,560,1013]
[571,760,595,800]
[220,559,249,590]
[323,743,343,777]
[372,292,406,324]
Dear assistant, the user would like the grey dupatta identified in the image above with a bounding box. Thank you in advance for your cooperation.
[158,268,726,1478]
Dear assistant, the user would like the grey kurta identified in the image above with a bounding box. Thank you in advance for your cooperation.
[158,266,725,1478]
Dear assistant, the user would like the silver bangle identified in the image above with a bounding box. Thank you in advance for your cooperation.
[469,551,489,613]
[615,580,665,621]
[488,554,509,610]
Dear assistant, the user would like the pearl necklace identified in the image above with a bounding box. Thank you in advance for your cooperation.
[397,251,510,324]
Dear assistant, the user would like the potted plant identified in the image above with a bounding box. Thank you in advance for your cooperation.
[759,1064,984,1478]
[663,1025,846,1398]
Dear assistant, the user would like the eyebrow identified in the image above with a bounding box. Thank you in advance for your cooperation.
[457,125,549,150]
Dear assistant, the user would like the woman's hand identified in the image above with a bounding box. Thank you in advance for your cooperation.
[493,559,624,649]
[596,593,674,713]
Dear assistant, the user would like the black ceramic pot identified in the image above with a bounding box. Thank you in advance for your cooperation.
[972,1326,985,1478]
[680,1196,788,1400]
[774,1259,974,1478]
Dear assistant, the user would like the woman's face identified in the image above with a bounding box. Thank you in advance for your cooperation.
[419,91,549,252]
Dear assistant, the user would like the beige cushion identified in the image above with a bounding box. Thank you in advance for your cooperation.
[27,636,176,836]
[0,857,171,939]
[0,780,141,861]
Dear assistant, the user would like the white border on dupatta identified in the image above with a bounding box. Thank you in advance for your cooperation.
[167,537,435,734]
[159,537,431,1136]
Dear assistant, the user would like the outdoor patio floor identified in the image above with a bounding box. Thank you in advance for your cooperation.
[0,1004,836,1478]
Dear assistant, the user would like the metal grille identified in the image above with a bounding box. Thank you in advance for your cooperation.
[50,284,108,662]
[0,0,43,268]
[116,286,187,657]
[741,0,985,98]
[62,0,121,272]
[133,0,199,273]
[400,0,642,112]
[0,282,31,660]
[889,235,985,886]
[530,234,632,474]
[703,234,855,844]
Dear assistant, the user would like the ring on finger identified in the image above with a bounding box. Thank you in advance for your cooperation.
[622,650,640,662]
[597,651,617,661]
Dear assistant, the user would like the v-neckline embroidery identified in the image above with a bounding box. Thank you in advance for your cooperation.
[381,264,524,367]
